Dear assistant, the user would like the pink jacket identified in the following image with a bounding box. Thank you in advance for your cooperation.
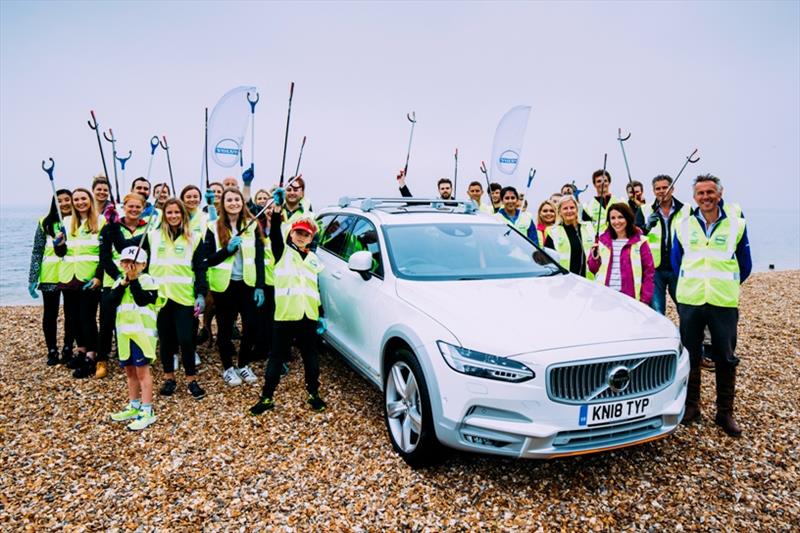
[587,229,655,304]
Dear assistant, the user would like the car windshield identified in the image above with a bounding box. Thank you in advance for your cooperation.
[383,222,563,281]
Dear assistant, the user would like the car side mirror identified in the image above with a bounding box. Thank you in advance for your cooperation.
[348,250,373,280]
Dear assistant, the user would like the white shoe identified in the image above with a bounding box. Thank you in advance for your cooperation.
[194,352,201,366]
[173,354,180,371]
[238,365,258,384]
[223,367,242,386]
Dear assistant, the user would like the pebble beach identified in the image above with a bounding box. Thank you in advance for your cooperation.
[1,271,798,531]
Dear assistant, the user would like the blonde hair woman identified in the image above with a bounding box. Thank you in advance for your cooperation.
[543,195,595,277]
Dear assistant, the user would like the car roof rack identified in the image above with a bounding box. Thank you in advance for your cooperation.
[337,197,479,214]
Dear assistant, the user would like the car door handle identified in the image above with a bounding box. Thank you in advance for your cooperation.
[332,271,342,279]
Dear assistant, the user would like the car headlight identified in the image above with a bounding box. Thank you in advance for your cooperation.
[437,341,535,383]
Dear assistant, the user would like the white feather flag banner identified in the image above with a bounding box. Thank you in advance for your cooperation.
[490,105,531,190]
[202,85,256,185]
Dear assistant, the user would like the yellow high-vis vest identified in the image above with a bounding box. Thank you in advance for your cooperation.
[148,229,200,306]
[115,273,159,361]
[207,222,257,292]
[547,223,596,279]
[594,239,645,300]
[58,215,105,283]
[273,247,324,322]
[676,212,745,308]
[38,217,62,284]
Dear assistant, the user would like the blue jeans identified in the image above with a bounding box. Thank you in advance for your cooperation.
[651,269,678,315]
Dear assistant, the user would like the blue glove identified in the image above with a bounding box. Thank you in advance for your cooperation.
[273,188,286,206]
[226,236,241,253]
[316,317,328,335]
[53,231,65,246]
[207,204,218,222]
[28,282,39,299]
[242,165,255,185]
[205,188,216,206]
[194,294,206,315]
[253,288,265,308]
[82,280,95,291]
[646,211,659,229]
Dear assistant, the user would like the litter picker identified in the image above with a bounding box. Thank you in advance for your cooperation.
[87,111,113,202]
[241,174,303,234]
[453,149,458,200]
[479,160,491,205]
[526,168,536,197]
[103,129,122,203]
[41,158,64,230]
[294,136,307,178]
[115,149,132,192]
[204,108,210,188]
[594,153,608,241]
[159,136,176,197]
[617,128,633,185]
[279,83,295,187]
[247,91,259,175]
[403,111,417,179]
[146,136,160,182]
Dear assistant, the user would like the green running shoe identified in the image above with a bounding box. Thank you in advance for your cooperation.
[249,397,275,416]
[110,404,140,422]
[306,393,327,412]
[127,412,157,431]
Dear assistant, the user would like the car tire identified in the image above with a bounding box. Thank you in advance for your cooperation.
[383,348,441,467]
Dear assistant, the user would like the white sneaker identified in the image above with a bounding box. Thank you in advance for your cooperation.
[223,367,242,386]
[173,354,180,371]
[238,365,258,384]
[194,352,201,366]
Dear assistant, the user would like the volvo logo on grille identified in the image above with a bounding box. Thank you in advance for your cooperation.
[607,366,631,392]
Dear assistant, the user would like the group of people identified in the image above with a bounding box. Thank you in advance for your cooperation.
[28,168,326,430]
[398,166,751,438]
[29,162,751,438]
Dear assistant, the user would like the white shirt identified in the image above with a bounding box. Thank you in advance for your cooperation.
[608,239,627,292]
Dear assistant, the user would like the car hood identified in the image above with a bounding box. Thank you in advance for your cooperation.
[395,274,677,357]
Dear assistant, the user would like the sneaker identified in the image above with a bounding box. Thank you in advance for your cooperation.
[159,379,177,396]
[188,381,206,400]
[249,396,275,415]
[173,354,180,371]
[223,367,242,386]
[95,360,108,379]
[73,358,96,379]
[127,412,157,431]
[238,365,258,384]
[60,346,74,366]
[66,351,83,370]
[194,352,202,366]
[281,362,290,377]
[306,392,327,412]
[47,349,60,366]
[110,404,140,422]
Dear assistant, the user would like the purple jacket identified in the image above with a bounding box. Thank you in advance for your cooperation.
[587,229,655,305]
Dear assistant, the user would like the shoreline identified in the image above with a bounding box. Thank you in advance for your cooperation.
[2,270,799,530]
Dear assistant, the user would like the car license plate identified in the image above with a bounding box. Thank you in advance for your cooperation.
[579,397,651,426]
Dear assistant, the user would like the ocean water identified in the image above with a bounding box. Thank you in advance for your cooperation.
[1,205,798,306]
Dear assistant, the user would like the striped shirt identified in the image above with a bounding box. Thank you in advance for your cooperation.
[608,239,627,292]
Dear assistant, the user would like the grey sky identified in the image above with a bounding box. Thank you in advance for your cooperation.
[1,1,798,210]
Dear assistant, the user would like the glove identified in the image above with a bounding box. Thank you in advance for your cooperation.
[142,204,155,217]
[193,295,206,316]
[103,203,119,224]
[82,280,95,291]
[242,165,255,185]
[207,204,218,222]
[53,231,65,246]
[273,187,286,206]
[253,288,265,308]
[646,211,659,229]
[226,236,241,253]
[205,188,216,206]
[28,282,39,299]
[316,317,328,335]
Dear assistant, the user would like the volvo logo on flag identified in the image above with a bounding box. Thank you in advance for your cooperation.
[497,150,520,175]
[213,138,241,167]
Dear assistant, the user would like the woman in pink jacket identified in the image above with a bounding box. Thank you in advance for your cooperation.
[588,203,655,304]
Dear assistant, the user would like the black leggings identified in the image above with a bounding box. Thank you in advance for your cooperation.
[158,299,198,377]
[41,289,75,351]
[213,280,259,370]
[61,289,82,352]
[69,288,100,352]
[97,288,117,361]
[261,318,320,399]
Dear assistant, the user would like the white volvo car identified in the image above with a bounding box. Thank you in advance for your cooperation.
[315,198,689,467]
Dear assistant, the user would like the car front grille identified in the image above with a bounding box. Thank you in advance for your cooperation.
[552,416,664,449]
[547,352,677,404]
